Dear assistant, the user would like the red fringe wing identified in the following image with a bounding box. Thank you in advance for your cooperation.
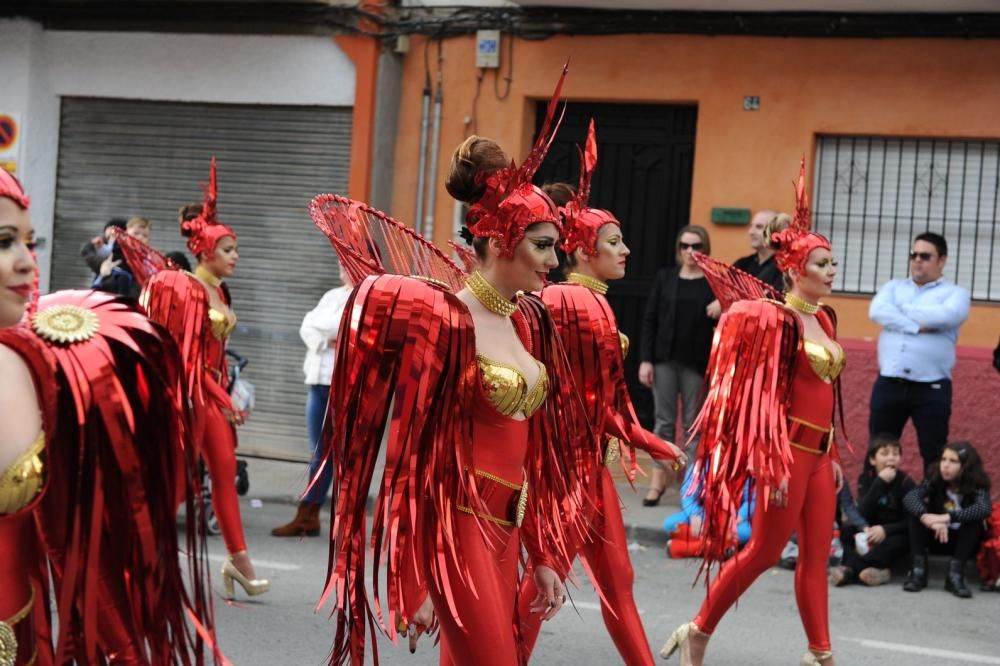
[689,299,800,571]
[22,290,216,664]
[316,275,479,665]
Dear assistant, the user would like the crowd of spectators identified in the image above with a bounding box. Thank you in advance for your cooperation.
[642,213,997,598]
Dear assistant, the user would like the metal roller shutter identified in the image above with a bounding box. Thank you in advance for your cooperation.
[51,97,352,459]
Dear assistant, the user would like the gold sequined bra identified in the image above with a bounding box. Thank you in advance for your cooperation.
[803,339,845,382]
[0,431,45,514]
[477,354,549,418]
[208,307,237,339]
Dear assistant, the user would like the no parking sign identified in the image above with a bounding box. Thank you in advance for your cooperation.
[0,112,22,175]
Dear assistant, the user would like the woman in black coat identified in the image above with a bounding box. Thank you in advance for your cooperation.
[638,224,719,505]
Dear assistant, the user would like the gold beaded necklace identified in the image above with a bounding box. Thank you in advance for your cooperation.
[195,264,222,288]
[466,271,519,317]
[785,292,820,315]
[566,272,609,295]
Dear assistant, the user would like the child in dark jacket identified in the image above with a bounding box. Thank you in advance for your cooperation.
[831,435,915,586]
[903,440,992,598]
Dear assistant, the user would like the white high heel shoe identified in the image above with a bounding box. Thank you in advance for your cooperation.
[660,621,705,665]
[221,552,270,600]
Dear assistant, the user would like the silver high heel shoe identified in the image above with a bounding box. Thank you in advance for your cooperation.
[221,552,270,600]
[660,621,705,664]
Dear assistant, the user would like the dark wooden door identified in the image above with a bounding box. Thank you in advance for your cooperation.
[534,102,697,427]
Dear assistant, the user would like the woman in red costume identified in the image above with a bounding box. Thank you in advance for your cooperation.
[142,159,268,601]
[515,120,685,666]
[309,68,600,665]
[661,160,845,666]
[0,170,215,664]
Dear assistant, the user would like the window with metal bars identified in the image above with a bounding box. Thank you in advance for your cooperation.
[813,135,1000,302]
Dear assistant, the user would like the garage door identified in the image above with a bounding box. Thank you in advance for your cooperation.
[50,97,352,460]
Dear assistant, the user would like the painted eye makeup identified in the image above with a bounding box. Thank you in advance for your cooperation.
[530,238,555,250]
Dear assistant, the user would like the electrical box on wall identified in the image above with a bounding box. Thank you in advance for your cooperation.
[476,30,501,68]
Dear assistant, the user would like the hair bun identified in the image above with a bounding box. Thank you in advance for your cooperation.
[178,203,203,237]
[445,136,509,204]
[542,182,576,209]
[763,213,792,251]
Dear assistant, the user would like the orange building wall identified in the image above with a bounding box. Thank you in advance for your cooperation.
[390,34,1000,347]
[335,35,380,201]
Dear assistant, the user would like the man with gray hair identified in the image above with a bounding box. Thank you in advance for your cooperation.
[733,208,785,293]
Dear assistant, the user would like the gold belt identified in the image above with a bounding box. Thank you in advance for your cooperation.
[204,364,224,383]
[788,417,833,455]
[0,587,36,666]
[457,469,528,528]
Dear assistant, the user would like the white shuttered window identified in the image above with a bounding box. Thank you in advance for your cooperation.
[814,135,1000,302]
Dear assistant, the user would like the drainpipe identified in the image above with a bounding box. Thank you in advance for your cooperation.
[423,72,443,239]
[414,70,431,230]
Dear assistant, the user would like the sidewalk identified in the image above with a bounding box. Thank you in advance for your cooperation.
[240,456,677,549]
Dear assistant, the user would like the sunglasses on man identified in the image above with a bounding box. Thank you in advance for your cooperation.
[909,251,935,262]
[679,242,704,251]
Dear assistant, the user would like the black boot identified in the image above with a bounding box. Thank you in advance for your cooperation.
[903,553,928,592]
[945,559,972,598]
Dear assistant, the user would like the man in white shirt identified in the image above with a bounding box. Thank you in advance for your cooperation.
[868,232,970,476]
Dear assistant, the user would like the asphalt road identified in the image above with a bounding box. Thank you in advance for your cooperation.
[205,494,999,666]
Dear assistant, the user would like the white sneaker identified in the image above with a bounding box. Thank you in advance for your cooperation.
[779,539,799,569]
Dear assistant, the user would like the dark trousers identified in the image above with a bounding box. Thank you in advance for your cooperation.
[907,514,984,563]
[869,375,951,475]
[841,525,909,573]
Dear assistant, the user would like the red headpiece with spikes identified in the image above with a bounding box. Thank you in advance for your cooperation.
[465,65,568,257]
[560,119,619,257]
[771,157,831,274]
[181,157,236,258]
[0,167,31,209]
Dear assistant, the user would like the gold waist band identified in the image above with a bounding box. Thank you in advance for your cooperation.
[0,587,36,666]
[457,469,528,528]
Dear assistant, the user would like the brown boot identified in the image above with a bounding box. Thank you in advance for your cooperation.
[271,501,321,537]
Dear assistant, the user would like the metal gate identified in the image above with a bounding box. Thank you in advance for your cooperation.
[50,97,352,459]
[534,102,698,427]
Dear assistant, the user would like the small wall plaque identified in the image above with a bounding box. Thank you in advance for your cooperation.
[711,207,751,225]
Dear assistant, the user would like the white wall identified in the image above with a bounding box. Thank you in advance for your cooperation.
[0,20,356,289]
[46,31,355,106]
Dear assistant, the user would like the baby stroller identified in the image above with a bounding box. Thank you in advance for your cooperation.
[202,349,252,536]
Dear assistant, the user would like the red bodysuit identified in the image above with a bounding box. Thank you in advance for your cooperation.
[428,312,548,666]
[693,303,844,653]
[0,432,48,665]
[516,280,680,665]
[144,268,247,556]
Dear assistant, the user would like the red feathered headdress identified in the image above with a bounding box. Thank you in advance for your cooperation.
[560,118,619,257]
[465,65,568,257]
[181,157,235,258]
[771,158,831,274]
[0,167,31,209]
